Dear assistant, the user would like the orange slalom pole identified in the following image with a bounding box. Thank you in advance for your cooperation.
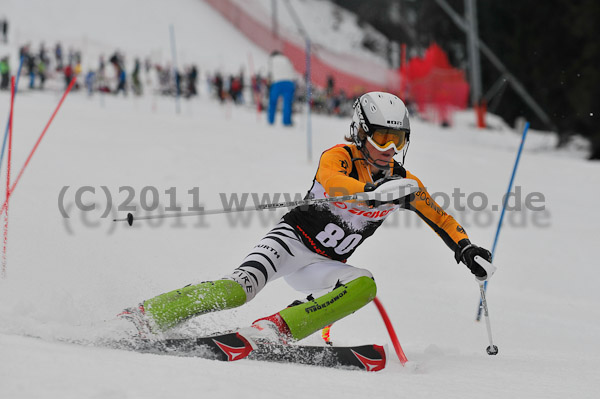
[373,296,408,365]
[321,324,332,344]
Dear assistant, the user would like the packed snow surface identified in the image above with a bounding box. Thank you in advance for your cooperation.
[1,1,599,398]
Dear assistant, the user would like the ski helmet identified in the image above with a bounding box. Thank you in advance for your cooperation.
[350,91,411,156]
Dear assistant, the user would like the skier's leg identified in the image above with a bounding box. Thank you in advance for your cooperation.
[267,82,281,124]
[253,262,376,341]
[139,222,306,331]
[142,280,246,330]
[283,260,373,296]
[281,81,295,126]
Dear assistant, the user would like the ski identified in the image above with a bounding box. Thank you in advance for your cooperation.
[109,332,255,362]
[248,342,386,372]
[106,332,386,371]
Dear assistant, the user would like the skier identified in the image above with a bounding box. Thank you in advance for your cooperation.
[120,91,492,345]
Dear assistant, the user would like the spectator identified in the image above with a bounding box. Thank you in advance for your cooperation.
[174,68,181,97]
[55,42,63,70]
[1,17,8,43]
[251,72,267,111]
[39,42,47,66]
[37,57,46,90]
[213,72,224,102]
[74,60,82,79]
[115,65,126,95]
[326,75,335,97]
[26,51,36,89]
[186,65,198,98]
[229,74,242,104]
[0,56,9,90]
[97,55,110,93]
[267,50,297,126]
[85,70,96,96]
[64,63,74,89]
[132,58,142,95]
[110,52,127,95]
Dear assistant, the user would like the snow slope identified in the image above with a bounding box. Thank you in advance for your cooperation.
[231,0,389,64]
[2,0,270,74]
[1,1,600,398]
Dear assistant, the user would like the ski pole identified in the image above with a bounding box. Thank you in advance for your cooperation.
[471,256,499,355]
[478,279,498,355]
[115,193,359,225]
[114,179,420,226]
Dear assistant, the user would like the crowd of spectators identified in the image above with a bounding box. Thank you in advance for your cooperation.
[0,35,353,118]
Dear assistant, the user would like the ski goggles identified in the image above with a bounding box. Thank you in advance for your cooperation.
[366,128,408,152]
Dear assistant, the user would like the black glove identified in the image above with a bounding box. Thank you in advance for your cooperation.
[455,239,492,279]
[364,181,382,208]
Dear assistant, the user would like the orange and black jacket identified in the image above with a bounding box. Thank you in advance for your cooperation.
[283,144,469,261]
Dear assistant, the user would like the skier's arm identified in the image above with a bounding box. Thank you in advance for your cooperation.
[404,171,469,253]
[316,146,366,196]
[402,171,492,278]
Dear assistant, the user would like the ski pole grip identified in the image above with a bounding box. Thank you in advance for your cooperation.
[474,255,497,282]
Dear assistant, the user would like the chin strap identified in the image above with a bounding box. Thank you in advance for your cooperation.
[400,140,410,165]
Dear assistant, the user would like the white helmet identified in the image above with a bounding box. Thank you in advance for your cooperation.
[350,91,411,151]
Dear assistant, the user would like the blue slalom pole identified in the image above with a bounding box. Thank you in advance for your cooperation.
[0,55,25,174]
[476,121,530,321]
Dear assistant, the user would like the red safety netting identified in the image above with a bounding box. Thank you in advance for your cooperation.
[204,0,401,96]
[401,43,469,125]
[204,0,466,119]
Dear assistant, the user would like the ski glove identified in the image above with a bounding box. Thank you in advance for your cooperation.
[455,239,492,279]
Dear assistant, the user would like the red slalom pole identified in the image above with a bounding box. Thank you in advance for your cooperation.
[2,76,16,278]
[1,76,77,213]
[373,296,408,365]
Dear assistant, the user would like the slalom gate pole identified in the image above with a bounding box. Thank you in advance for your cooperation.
[305,38,312,163]
[0,77,77,213]
[1,77,16,278]
[373,297,408,365]
[0,55,25,175]
[247,52,262,117]
[476,121,530,321]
